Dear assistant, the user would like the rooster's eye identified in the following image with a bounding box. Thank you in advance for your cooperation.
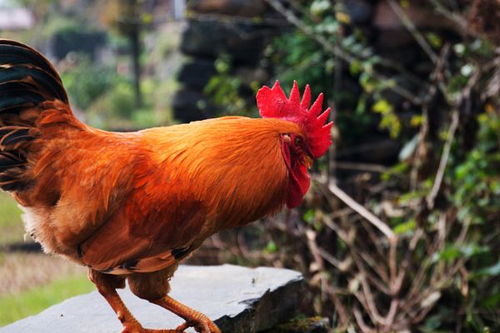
[294,136,303,145]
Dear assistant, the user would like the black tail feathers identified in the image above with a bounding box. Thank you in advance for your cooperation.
[0,40,68,117]
[0,39,68,191]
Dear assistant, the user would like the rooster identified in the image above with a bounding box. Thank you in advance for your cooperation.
[0,40,332,333]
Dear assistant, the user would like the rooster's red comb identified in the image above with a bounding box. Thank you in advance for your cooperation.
[257,81,333,158]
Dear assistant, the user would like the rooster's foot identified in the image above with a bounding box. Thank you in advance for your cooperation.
[121,322,183,333]
[150,296,221,333]
[175,317,221,333]
[120,317,183,333]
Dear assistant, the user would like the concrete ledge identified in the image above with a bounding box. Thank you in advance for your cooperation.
[1,265,304,333]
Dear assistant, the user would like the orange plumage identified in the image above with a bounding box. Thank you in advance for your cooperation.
[0,40,332,333]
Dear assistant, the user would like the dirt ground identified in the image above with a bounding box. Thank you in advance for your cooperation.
[0,252,87,297]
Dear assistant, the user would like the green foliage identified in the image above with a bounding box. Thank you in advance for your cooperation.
[204,55,252,116]
[61,54,165,130]
[84,76,167,129]
[263,3,397,142]
[442,112,499,331]
[61,56,117,110]
[103,80,137,119]
[393,219,416,235]
[268,32,332,89]
[264,240,278,254]
[452,113,500,225]
[205,1,498,327]
[372,99,400,138]
[220,1,499,331]
[85,79,136,127]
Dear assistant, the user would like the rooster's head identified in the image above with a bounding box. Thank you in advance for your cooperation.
[256,81,333,208]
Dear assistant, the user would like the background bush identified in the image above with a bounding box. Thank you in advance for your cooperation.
[203,1,499,331]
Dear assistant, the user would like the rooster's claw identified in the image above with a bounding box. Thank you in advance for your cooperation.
[175,319,221,333]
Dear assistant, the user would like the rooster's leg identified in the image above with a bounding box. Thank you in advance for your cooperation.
[150,296,221,333]
[127,268,221,333]
[89,269,180,333]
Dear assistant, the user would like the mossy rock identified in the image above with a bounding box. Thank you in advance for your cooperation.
[265,316,329,333]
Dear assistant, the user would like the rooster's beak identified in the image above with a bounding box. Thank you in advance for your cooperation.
[304,155,313,169]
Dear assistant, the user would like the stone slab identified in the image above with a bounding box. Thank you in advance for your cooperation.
[0,265,303,333]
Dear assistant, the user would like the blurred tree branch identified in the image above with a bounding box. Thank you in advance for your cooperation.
[265,0,425,105]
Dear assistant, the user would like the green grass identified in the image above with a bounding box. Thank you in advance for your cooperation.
[0,192,22,227]
[0,192,24,244]
[0,274,94,326]
[0,193,93,327]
